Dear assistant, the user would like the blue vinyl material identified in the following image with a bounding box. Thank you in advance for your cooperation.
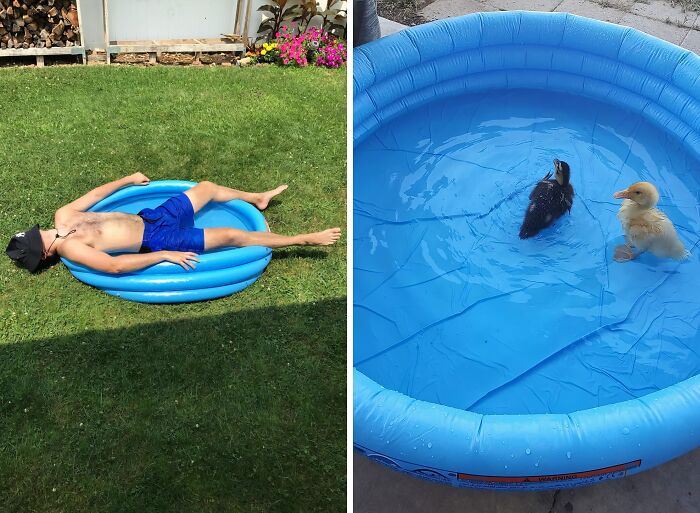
[354,12,700,490]
[61,180,271,303]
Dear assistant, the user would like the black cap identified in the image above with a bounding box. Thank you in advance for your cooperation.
[6,225,43,273]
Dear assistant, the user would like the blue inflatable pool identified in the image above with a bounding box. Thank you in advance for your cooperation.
[62,180,271,303]
[354,12,700,489]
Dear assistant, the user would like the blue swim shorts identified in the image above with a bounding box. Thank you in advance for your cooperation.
[138,193,205,253]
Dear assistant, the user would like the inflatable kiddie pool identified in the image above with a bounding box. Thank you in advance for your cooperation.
[62,180,271,303]
[354,12,700,490]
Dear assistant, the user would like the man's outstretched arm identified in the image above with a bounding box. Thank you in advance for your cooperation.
[56,172,150,218]
[59,240,200,274]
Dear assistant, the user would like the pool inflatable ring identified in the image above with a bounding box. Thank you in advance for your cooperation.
[62,180,271,303]
[354,12,700,490]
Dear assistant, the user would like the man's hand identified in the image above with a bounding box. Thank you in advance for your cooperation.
[128,172,150,186]
[57,173,151,216]
[161,251,200,270]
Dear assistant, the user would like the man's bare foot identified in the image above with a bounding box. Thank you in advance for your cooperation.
[256,185,288,210]
[614,244,635,262]
[304,228,342,246]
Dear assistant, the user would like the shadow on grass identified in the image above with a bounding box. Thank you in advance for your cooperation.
[0,298,346,513]
[274,248,331,260]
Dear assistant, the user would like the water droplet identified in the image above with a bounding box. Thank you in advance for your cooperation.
[427,442,433,449]
[566,451,572,459]
[525,448,531,455]
[504,465,508,469]
[622,427,630,435]
[535,462,539,467]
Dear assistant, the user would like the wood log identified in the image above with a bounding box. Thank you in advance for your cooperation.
[50,19,62,37]
[0,1,81,51]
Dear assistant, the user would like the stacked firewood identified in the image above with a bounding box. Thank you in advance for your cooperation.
[0,0,80,50]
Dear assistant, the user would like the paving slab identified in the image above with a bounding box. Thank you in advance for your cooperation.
[630,0,699,28]
[596,0,636,10]
[618,11,691,43]
[681,24,700,53]
[422,0,498,20]
[555,0,628,23]
[354,448,700,513]
[379,16,409,37]
[487,0,564,11]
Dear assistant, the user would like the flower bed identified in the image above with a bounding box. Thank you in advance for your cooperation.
[250,26,346,69]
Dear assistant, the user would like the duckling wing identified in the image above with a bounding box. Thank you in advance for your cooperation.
[519,181,563,239]
[529,175,551,200]
[640,209,689,259]
[564,184,574,213]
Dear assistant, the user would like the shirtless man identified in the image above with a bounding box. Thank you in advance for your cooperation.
[6,173,341,274]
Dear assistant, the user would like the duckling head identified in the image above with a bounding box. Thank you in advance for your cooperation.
[613,181,659,209]
[554,159,571,187]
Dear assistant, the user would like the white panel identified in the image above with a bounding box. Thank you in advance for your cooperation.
[79,0,106,50]
[107,0,236,41]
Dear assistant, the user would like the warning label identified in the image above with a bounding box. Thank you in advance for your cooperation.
[457,460,642,485]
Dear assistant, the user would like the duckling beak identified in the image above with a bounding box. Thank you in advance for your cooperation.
[614,189,631,199]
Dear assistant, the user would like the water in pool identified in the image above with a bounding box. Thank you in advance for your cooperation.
[354,89,700,415]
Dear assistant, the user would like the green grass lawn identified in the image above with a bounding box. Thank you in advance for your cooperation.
[0,65,346,513]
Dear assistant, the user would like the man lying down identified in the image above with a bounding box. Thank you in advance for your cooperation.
[6,173,341,273]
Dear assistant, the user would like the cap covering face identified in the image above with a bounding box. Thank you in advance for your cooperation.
[6,225,43,273]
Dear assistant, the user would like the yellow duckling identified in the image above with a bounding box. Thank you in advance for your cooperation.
[613,181,689,262]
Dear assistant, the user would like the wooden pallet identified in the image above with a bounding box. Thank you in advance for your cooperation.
[102,0,249,65]
[0,0,86,67]
[105,37,245,64]
[0,44,86,66]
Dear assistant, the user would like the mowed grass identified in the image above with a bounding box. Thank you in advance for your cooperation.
[0,65,346,513]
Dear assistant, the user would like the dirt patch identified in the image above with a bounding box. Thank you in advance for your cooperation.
[111,52,237,66]
[376,0,428,26]
[112,53,150,64]
[199,53,236,65]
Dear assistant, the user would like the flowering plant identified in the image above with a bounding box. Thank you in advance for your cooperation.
[257,42,280,63]
[250,25,346,69]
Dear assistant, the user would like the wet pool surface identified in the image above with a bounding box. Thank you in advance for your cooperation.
[354,89,700,415]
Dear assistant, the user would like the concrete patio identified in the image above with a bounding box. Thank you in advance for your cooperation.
[362,1,700,512]
[379,0,700,54]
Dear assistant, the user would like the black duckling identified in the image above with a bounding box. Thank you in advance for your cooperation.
[519,159,574,239]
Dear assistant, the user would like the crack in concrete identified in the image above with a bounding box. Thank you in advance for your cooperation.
[547,490,562,513]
